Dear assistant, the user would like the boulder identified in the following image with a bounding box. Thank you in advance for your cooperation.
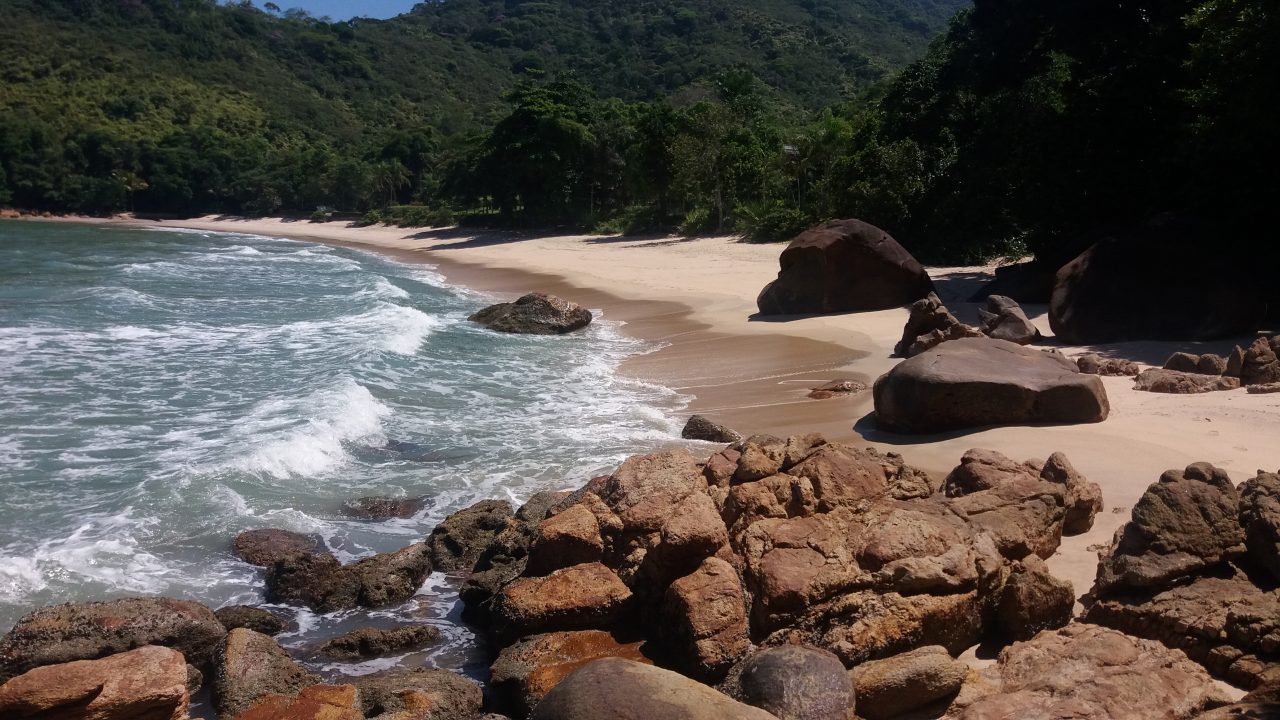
[953,623,1229,719]
[756,219,934,315]
[530,658,778,720]
[873,338,1109,433]
[353,668,482,720]
[350,543,432,607]
[1241,471,1280,582]
[944,449,1099,537]
[1074,353,1140,376]
[527,504,604,576]
[491,563,633,643]
[1134,369,1241,393]
[0,597,226,682]
[1094,463,1245,596]
[807,380,867,400]
[1198,354,1229,375]
[232,529,322,567]
[0,645,189,720]
[426,499,514,573]
[704,448,742,486]
[317,625,442,660]
[342,496,426,520]
[233,684,362,720]
[1165,352,1204,373]
[978,295,1041,345]
[1242,338,1280,385]
[213,628,319,719]
[894,292,981,358]
[489,630,650,718]
[661,557,750,682]
[469,293,593,335]
[946,470,1066,561]
[596,449,704,533]
[1040,451,1103,535]
[719,645,854,720]
[680,415,742,443]
[267,543,430,612]
[993,556,1075,643]
[851,645,967,720]
[214,606,287,636]
[1248,383,1280,394]
[1226,345,1247,377]
[1047,222,1265,344]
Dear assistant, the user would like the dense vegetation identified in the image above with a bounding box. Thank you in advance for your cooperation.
[1,0,1275,263]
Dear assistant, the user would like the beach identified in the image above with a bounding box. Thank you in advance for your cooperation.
[72,214,1280,611]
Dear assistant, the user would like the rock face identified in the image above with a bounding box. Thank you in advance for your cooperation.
[353,668,482,720]
[1074,353,1140,376]
[214,606,287,636]
[1134,369,1240,394]
[489,630,651,718]
[851,645,967,720]
[427,499,515,573]
[719,645,854,720]
[894,292,982,358]
[469,293,593,334]
[232,529,320,566]
[680,415,742,443]
[530,658,779,720]
[0,645,189,720]
[873,338,1110,433]
[978,295,1041,346]
[953,623,1229,719]
[317,625,442,660]
[0,597,227,683]
[756,219,934,315]
[213,628,319,719]
[1048,230,1265,344]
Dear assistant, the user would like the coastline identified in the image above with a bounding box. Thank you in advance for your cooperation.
[27,214,1280,619]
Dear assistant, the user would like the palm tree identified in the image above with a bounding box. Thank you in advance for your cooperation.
[371,160,410,206]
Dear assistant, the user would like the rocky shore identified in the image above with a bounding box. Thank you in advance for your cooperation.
[6,431,1279,719]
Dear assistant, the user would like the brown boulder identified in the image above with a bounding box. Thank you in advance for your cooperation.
[756,219,934,316]
[342,496,425,520]
[213,628,319,719]
[0,645,189,720]
[894,292,981,358]
[851,645,967,720]
[978,295,1041,346]
[1165,352,1204,373]
[215,606,287,636]
[1040,451,1104,535]
[317,625,442,660]
[807,380,867,400]
[719,645,854,720]
[1241,471,1280,583]
[267,543,430,612]
[661,557,750,682]
[1243,338,1280,385]
[491,563,633,642]
[873,338,1109,433]
[993,556,1075,643]
[347,543,431,608]
[734,442,785,483]
[489,631,650,718]
[953,623,1229,719]
[1247,383,1280,394]
[468,293,593,335]
[1095,463,1245,596]
[527,504,604,576]
[530,658,778,720]
[680,415,742,443]
[353,668,482,720]
[1198,354,1229,375]
[1134,368,1241,393]
[233,684,362,720]
[426,499,514,573]
[0,597,226,682]
[232,529,322,567]
[597,449,703,533]
[946,472,1066,561]
[1074,353,1141,376]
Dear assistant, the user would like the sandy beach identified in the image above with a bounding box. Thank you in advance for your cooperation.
[68,214,1280,613]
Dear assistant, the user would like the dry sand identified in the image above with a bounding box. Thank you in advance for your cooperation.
[67,215,1280,613]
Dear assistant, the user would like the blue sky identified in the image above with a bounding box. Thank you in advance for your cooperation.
[267,1,420,20]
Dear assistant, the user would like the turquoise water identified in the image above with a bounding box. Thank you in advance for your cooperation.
[0,220,684,675]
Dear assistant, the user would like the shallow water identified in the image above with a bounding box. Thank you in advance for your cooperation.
[0,220,686,687]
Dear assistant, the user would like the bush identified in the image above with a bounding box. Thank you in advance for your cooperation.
[733,200,811,243]
[309,209,331,223]
[678,207,715,235]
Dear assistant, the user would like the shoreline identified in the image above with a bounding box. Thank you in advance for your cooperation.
[19,214,1280,625]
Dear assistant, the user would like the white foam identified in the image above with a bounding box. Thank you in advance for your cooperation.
[377,305,439,355]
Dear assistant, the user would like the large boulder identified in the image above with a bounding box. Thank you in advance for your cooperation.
[1094,463,1245,596]
[213,628,319,719]
[661,557,750,682]
[719,645,854,720]
[680,415,742,443]
[953,623,1229,719]
[894,292,982,358]
[232,529,322,567]
[491,563,633,643]
[0,645,189,720]
[1242,338,1280,386]
[993,556,1075,643]
[873,338,1109,433]
[346,543,432,608]
[1048,227,1265,344]
[266,543,430,612]
[978,295,1041,345]
[427,499,514,573]
[756,219,934,315]
[353,668,482,720]
[527,504,604,576]
[0,597,226,682]
[851,645,967,720]
[530,658,778,720]
[489,630,650,718]
[469,293,593,335]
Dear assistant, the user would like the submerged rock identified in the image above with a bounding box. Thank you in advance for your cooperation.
[873,338,1110,433]
[317,624,442,660]
[469,293,593,335]
[265,543,430,612]
[756,219,934,315]
[342,495,426,520]
[232,529,322,567]
[214,606,288,636]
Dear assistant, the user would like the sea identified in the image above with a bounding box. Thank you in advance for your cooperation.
[0,220,686,689]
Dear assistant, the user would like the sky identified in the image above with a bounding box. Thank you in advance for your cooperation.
[268,1,420,20]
